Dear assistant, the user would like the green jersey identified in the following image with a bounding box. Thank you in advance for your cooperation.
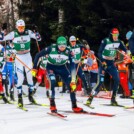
[40,56,48,69]
[47,44,70,65]
[68,44,81,62]
[3,30,37,52]
[102,38,120,60]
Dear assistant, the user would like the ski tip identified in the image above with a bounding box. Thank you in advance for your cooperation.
[41,104,49,107]
[84,104,95,109]
[47,112,68,120]
[124,106,134,109]
[17,106,28,112]
[89,112,116,117]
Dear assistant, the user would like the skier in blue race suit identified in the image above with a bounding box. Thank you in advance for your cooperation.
[85,28,127,106]
[33,36,84,113]
[2,41,18,101]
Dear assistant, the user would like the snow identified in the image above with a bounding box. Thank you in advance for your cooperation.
[0,86,134,134]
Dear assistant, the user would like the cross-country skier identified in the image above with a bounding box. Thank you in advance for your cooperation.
[2,41,18,101]
[0,19,41,108]
[85,28,127,106]
[33,36,83,113]
[126,30,134,98]
[33,55,50,98]
[68,36,91,95]
[0,42,10,103]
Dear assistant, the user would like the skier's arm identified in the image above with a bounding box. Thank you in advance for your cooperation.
[128,38,134,56]
[28,30,41,41]
[119,41,127,53]
[98,39,107,62]
[0,31,14,41]
[33,46,51,69]
[69,52,76,91]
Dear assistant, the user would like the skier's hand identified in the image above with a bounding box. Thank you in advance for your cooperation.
[132,56,134,66]
[102,62,107,70]
[132,56,134,62]
[35,32,41,41]
[70,82,76,92]
[31,69,38,77]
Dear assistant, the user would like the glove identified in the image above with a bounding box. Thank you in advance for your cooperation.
[102,61,107,70]
[81,57,84,64]
[70,82,76,92]
[35,32,41,41]
[132,56,134,61]
[132,56,134,66]
[32,24,38,32]
[31,69,38,77]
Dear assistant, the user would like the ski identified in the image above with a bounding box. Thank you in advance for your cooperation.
[101,104,125,108]
[17,106,28,112]
[124,106,134,109]
[94,96,111,100]
[84,104,95,109]
[47,112,67,120]
[28,102,49,107]
[59,110,115,117]
[1,100,15,105]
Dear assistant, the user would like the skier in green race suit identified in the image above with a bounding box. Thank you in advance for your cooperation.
[33,36,84,113]
[0,19,41,108]
[86,28,127,106]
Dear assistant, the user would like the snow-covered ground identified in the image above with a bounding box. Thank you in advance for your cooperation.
[0,85,134,134]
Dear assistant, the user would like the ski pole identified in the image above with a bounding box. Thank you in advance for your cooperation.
[34,32,40,52]
[7,50,32,71]
[36,39,40,52]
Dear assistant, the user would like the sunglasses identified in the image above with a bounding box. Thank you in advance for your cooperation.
[17,26,25,29]
[112,34,119,37]
[58,45,66,48]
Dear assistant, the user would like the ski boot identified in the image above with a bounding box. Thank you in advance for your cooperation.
[130,90,134,99]
[72,101,83,113]
[111,99,118,106]
[0,94,2,99]
[111,91,118,106]
[10,91,15,101]
[85,95,93,106]
[2,78,9,97]
[46,90,50,98]
[28,90,37,104]
[0,93,11,103]
[86,85,92,95]
[50,98,57,113]
[5,91,9,97]
[111,95,118,106]
[18,94,23,108]
[120,95,130,99]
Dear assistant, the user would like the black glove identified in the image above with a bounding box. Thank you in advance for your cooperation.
[82,39,90,49]
[32,24,38,32]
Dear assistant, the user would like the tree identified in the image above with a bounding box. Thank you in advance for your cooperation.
[18,0,134,51]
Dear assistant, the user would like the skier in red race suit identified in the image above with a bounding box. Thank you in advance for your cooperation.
[115,50,132,98]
